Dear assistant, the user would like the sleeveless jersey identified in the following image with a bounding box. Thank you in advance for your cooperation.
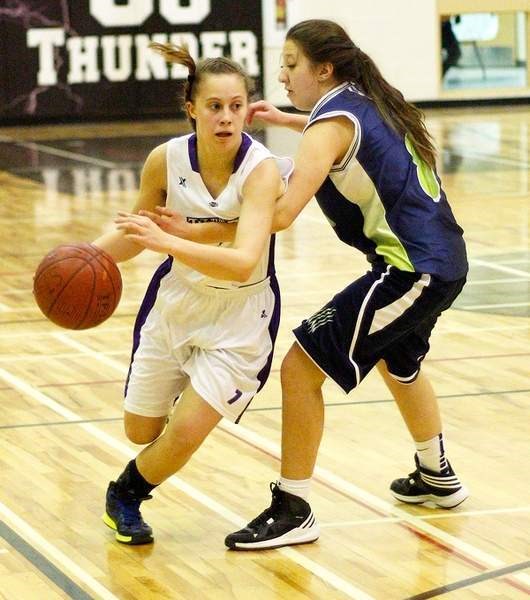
[305,83,468,281]
[165,132,293,290]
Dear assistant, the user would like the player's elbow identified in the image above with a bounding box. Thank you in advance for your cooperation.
[272,209,295,233]
[229,254,256,282]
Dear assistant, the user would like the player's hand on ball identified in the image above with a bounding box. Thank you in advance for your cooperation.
[115,212,172,253]
[138,206,192,239]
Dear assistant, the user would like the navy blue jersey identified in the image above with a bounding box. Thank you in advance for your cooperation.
[305,83,468,281]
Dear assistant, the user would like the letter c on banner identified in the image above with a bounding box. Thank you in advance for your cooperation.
[90,0,154,27]
[159,0,211,24]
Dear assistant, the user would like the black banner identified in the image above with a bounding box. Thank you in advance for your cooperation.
[0,1,263,123]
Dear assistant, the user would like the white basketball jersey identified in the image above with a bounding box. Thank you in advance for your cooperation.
[165,132,292,290]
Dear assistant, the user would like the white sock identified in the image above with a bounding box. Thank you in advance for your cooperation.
[277,477,311,500]
[415,433,447,473]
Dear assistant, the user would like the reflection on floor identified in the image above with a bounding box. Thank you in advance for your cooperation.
[0,115,528,319]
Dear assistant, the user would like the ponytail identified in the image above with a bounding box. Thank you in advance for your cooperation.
[350,46,436,169]
[149,42,196,105]
[149,42,254,130]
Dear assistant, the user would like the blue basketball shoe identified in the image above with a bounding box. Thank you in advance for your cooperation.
[103,481,154,544]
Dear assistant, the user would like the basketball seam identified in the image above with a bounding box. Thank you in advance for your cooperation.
[76,247,121,329]
[75,259,98,330]
[58,243,97,254]
[46,261,93,319]
[34,243,96,287]
[90,247,121,302]
[34,256,89,292]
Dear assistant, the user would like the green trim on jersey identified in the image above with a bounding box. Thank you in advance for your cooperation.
[358,190,415,272]
[405,136,440,202]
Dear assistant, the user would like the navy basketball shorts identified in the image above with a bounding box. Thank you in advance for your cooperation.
[293,265,466,392]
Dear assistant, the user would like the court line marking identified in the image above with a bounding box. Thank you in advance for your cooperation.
[464,277,530,285]
[0,510,118,600]
[498,258,530,265]
[0,365,374,600]
[54,335,530,592]
[0,350,129,363]
[0,301,141,313]
[0,348,521,365]
[9,351,528,366]
[257,388,530,411]
[1,303,529,330]
[53,333,133,373]
[1,384,530,428]
[469,258,530,278]
[5,293,530,314]
[428,352,530,363]
[321,506,530,528]
[0,137,119,169]
[2,319,530,340]
[0,518,97,600]
[404,560,530,600]
[0,417,121,430]
[436,323,529,334]
[460,301,530,311]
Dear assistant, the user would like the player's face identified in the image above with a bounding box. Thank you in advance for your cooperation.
[279,40,322,111]
[187,74,248,148]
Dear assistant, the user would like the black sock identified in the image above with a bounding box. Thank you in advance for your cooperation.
[115,459,157,498]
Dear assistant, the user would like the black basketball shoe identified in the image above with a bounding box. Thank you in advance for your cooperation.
[103,481,154,544]
[390,454,469,508]
[225,483,320,550]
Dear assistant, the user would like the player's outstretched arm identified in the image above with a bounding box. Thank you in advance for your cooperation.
[271,117,355,232]
[247,100,308,132]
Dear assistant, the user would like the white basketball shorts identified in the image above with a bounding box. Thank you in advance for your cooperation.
[124,272,279,423]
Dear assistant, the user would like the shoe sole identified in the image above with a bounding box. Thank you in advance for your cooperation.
[226,523,320,551]
[391,485,469,509]
[102,512,154,545]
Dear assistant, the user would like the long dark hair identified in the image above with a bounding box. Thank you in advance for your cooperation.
[287,20,437,169]
[149,43,254,130]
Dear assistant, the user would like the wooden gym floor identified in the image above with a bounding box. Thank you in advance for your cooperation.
[0,105,529,599]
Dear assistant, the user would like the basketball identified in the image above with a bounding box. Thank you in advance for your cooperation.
[33,243,122,330]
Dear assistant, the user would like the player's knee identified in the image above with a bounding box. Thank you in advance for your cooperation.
[124,414,165,445]
[281,344,303,378]
[125,428,159,445]
[281,343,324,392]
[124,424,161,445]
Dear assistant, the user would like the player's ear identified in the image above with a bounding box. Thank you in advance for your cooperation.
[185,101,196,120]
[317,62,334,82]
